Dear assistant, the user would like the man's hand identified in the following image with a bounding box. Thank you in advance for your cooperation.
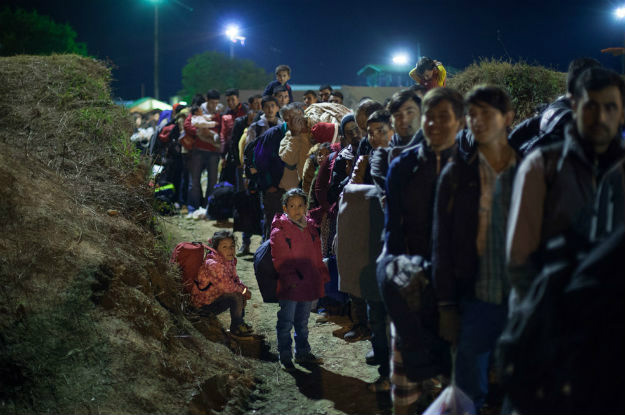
[438,305,460,346]
[242,288,252,300]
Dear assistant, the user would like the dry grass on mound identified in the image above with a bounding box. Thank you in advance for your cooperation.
[448,58,567,123]
[0,55,255,414]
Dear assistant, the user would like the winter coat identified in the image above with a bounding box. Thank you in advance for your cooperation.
[225,103,248,120]
[191,247,247,308]
[508,96,571,155]
[270,214,330,301]
[432,138,519,304]
[370,130,423,196]
[278,130,313,190]
[227,115,251,168]
[246,115,278,146]
[384,140,459,257]
[301,145,320,195]
[253,123,286,190]
[507,123,625,296]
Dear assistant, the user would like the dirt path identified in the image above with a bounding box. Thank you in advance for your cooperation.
[160,215,393,415]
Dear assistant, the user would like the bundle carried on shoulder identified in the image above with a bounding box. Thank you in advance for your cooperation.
[305,103,351,144]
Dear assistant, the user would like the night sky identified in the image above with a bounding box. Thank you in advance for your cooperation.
[5,0,625,100]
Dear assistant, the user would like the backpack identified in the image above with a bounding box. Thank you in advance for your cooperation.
[377,252,451,382]
[154,182,176,215]
[253,239,279,303]
[158,123,176,143]
[170,242,210,294]
[495,226,625,414]
[206,182,235,220]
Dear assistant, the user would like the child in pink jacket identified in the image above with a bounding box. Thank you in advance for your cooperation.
[191,230,253,337]
[270,188,330,370]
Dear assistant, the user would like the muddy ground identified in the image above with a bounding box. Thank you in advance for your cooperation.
[160,214,396,415]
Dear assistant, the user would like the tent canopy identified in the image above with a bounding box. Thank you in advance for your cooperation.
[128,97,172,112]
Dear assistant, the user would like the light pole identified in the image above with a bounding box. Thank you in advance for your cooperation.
[153,2,159,99]
[148,0,192,100]
[225,24,245,59]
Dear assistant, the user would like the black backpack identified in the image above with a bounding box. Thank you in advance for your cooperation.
[495,226,625,414]
[253,239,279,303]
[206,182,235,220]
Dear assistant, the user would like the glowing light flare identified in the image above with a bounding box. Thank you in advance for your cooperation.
[392,53,410,65]
[616,7,625,19]
[225,24,246,45]
[225,24,239,40]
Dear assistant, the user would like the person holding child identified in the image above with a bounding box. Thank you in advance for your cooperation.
[263,64,294,104]
[191,230,254,337]
[270,188,330,371]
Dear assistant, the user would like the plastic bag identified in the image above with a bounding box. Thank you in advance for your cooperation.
[423,384,475,415]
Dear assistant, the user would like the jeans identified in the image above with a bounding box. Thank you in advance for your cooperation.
[455,299,507,411]
[276,299,313,361]
[367,299,390,377]
[261,188,285,240]
[190,149,220,209]
[197,292,245,330]
[179,153,192,207]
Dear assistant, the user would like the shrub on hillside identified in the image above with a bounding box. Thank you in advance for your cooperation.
[448,59,566,123]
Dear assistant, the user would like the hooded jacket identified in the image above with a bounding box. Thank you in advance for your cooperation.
[191,247,247,308]
[270,214,330,301]
[507,123,625,295]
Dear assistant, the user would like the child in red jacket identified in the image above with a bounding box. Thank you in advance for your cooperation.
[191,230,253,337]
[270,188,330,371]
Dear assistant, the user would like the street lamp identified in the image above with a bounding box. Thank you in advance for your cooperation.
[392,53,410,66]
[225,24,246,59]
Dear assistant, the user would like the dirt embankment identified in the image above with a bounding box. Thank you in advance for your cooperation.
[0,55,255,414]
[0,54,400,415]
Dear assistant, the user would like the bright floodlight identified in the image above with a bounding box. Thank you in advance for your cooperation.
[616,7,625,19]
[225,25,239,41]
[392,53,409,65]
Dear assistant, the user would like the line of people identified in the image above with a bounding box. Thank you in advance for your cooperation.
[168,56,624,414]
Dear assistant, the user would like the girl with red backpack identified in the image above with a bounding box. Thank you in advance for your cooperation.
[191,230,253,337]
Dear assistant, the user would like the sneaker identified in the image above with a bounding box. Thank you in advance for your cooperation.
[230,323,253,338]
[280,359,296,372]
[237,242,250,256]
[344,325,371,342]
[365,349,377,365]
[367,376,391,392]
[295,352,324,365]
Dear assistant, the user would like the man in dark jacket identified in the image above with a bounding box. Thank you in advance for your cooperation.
[508,57,601,155]
[507,67,625,299]
[382,87,464,413]
[254,102,306,239]
[432,86,517,411]
[370,89,423,198]
[224,88,249,119]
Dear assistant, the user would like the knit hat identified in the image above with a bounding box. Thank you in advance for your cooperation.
[340,114,355,136]
[311,122,338,143]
